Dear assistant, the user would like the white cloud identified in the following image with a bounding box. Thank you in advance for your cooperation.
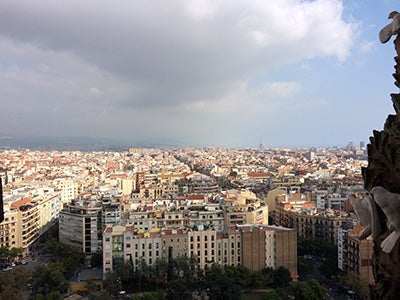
[360,40,377,53]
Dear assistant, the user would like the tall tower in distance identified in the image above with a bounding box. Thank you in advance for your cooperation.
[259,138,264,150]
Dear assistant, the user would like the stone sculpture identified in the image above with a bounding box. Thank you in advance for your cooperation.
[355,10,400,299]
[348,193,376,240]
[351,187,400,254]
[371,186,400,253]
[379,11,400,43]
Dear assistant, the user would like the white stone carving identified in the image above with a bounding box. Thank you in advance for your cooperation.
[349,194,373,240]
[371,186,400,253]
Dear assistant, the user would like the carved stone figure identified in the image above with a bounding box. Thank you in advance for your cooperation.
[379,11,400,43]
[359,10,400,299]
[349,192,382,241]
[349,186,400,253]
[349,194,373,239]
[371,186,400,253]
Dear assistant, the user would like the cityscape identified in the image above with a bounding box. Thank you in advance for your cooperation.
[0,142,371,299]
[1,1,398,299]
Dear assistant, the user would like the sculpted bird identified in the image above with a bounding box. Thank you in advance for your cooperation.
[371,186,400,253]
[379,11,400,43]
[349,194,373,240]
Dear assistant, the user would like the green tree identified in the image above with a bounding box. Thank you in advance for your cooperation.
[45,291,63,300]
[102,271,122,296]
[224,265,249,287]
[272,267,292,288]
[0,247,9,266]
[297,257,313,278]
[166,279,192,300]
[205,264,241,300]
[44,238,85,279]
[9,247,23,261]
[0,266,30,294]
[0,284,24,300]
[286,280,326,300]
[307,279,326,299]
[261,267,276,286]
[288,281,316,300]
[90,251,103,268]
[250,271,268,288]
[262,290,282,300]
[32,262,68,295]
[114,260,134,284]
[339,272,370,300]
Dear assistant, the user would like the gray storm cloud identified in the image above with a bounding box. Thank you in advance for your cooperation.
[0,0,357,146]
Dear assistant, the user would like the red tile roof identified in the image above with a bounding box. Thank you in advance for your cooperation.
[11,197,32,209]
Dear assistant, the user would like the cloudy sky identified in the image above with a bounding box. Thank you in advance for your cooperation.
[0,0,398,148]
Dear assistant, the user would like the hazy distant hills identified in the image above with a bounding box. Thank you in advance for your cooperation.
[0,134,183,151]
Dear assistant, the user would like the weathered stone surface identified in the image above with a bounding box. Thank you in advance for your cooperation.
[362,33,400,299]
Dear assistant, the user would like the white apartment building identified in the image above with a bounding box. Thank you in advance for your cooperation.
[103,224,161,275]
[54,178,79,204]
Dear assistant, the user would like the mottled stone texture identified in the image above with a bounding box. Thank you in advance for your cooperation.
[362,35,400,299]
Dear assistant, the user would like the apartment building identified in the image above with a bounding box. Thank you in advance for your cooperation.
[275,196,348,245]
[0,205,19,250]
[36,194,62,235]
[347,229,374,285]
[103,224,161,275]
[216,230,241,266]
[271,176,302,192]
[188,230,217,269]
[102,223,297,282]
[54,178,78,204]
[161,228,187,258]
[11,197,40,253]
[239,224,297,280]
[337,224,374,285]
[59,199,102,254]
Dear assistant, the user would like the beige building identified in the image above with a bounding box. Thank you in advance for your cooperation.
[11,197,40,253]
[347,227,374,285]
[161,228,188,258]
[103,224,162,275]
[0,206,19,250]
[275,196,347,245]
[239,224,297,280]
[264,188,286,214]
[188,230,217,269]
[102,224,297,281]
[216,230,241,266]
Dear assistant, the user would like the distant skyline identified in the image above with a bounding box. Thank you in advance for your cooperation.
[0,0,399,148]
